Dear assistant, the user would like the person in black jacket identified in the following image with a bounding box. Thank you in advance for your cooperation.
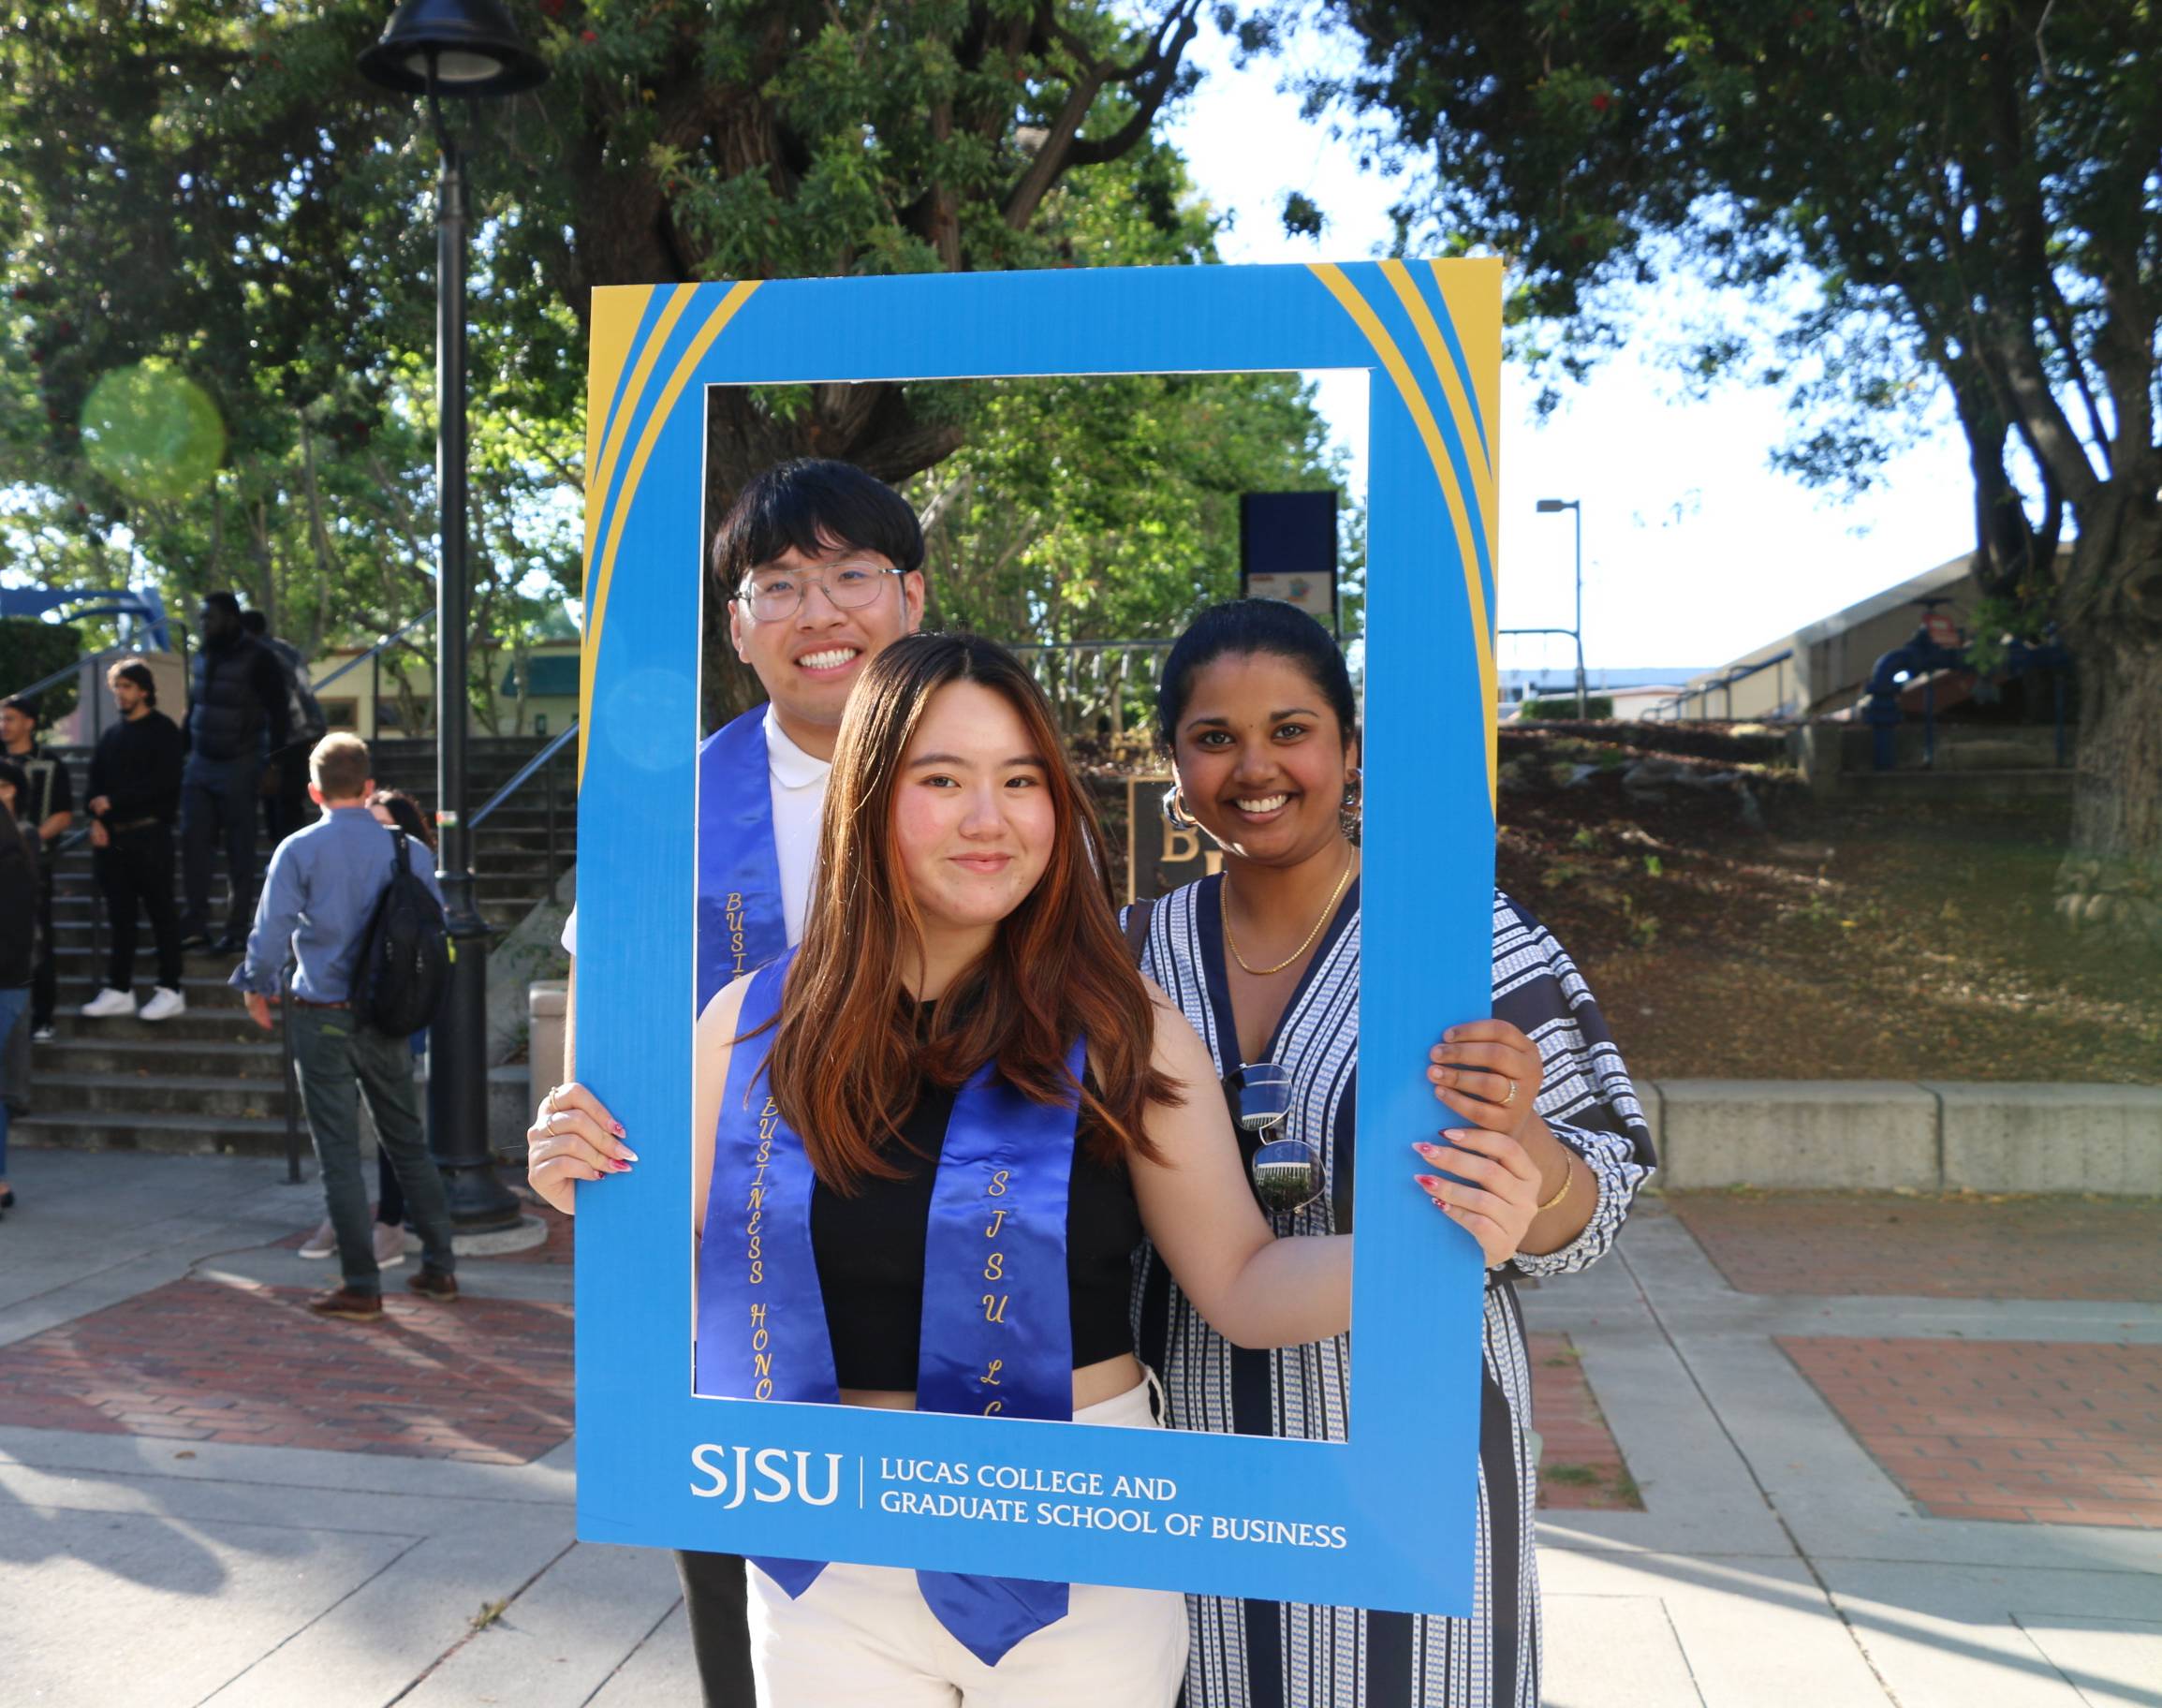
[179,592,289,953]
[0,758,40,1215]
[82,661,189,1023]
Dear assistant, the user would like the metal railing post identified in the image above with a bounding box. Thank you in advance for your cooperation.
[544,741,558,884]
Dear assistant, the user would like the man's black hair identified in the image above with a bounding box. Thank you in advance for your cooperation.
[238,610,268,636]
[1155,598,1360,752]
[709,459,925,592]
[109,660,157,706]
[200,590,243,619]
[1,694,37,723]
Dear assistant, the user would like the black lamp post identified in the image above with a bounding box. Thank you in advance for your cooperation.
[361,0,545,1229]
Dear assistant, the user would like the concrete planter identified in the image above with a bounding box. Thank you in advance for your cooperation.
[1641,1079,2162,1194]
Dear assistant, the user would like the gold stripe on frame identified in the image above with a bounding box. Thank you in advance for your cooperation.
[1308,263,1498,810]
[580,280,762,785]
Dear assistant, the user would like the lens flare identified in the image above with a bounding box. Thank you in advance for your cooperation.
[79,362,226,501]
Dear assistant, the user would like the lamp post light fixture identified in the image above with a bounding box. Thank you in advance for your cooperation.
[360,0,546,1230]
[1535,497,1589,718]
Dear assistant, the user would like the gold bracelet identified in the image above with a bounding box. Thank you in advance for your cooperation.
[1537,1154,1573,1214]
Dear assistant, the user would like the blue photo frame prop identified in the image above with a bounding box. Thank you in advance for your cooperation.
[574,260,1500,1615]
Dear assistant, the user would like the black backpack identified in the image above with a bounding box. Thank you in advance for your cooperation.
[353,828,451,1036]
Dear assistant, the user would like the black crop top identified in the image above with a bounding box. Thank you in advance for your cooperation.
[809,1071,1143,1391]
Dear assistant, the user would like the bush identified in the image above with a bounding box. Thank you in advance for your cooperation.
[0,619,82,726]
[1521,694,1614,721]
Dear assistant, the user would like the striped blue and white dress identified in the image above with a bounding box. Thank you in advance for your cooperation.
[1129,878,1656,1708]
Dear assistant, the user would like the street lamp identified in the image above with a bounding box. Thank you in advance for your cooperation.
[360,0,545,1230]
[1535,497,1589,718]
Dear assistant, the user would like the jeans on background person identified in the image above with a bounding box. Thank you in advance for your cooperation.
[375,1029,429,1229]
[287,1005,456,1295]
[0,987,28,1177]
[181,756,262,943]
[94,823,184,994]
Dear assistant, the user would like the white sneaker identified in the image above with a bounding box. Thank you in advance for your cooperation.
[140,987,187,1023]
[80,988,137,1019]
[372,1222,408,1270]
[298,1216,337,1259]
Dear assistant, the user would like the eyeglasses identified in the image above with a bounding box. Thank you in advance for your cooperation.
[1223,1061,1325,1215]
[735,561,905,623]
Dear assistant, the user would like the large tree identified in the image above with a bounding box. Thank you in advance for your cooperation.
[1308,0,2161,932]
[2,0,1212,709]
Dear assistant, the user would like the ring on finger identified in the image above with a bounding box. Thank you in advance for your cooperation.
[1501,1078,1518,1109]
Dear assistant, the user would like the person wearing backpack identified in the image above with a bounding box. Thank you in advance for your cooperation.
[231,732,458,1320]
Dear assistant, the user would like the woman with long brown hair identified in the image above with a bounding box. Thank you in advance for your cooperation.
[680,631,1351,1703]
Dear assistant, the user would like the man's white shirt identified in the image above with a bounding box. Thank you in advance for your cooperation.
[561,707,831,958]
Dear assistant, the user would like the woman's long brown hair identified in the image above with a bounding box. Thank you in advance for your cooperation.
[762,632,1179,1192]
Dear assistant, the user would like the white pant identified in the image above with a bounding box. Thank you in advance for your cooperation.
[749,1378,1190,1706]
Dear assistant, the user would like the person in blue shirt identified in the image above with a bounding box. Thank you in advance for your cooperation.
[232,732,458,1320]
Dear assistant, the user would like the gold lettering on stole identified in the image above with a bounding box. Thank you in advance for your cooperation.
[980,1160,1014,1407]
[726,891,747,974]
[746,1101,779,1394]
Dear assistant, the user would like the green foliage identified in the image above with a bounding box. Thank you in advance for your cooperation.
[0,620,82,723]
[1522,695,1612,720]
[4,0,1219,731]
[1310,0,2155,601]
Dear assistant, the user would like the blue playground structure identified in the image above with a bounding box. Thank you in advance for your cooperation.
[0,584,174,653]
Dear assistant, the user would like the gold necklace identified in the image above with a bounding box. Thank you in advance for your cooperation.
[1222,851,1357,977]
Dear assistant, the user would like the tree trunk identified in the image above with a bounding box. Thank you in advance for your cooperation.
[2052,480,2162,948]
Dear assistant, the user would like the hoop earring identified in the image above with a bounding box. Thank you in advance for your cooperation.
[1162,785,1196,832]
[1340,767,1363,841]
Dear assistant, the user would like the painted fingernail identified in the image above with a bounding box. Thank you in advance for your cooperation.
[1444,1027,1461,1042]
[611,1159,634,1173]
[1444,1128,1472,1140]
[1414,1173,1444,1191]
[1426,1066,1445,1082]
[1413,1141,1444,1160]
[611,1123,628,1138]
[617,1145,640,1162]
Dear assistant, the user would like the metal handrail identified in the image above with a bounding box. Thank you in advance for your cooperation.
[468,720,579,831]
[312,612,435,692]
[1654,648,1796,722]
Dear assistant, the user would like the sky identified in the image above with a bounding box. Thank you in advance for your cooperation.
[1161,19,1980,680]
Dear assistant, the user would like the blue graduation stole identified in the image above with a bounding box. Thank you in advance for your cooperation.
[696,706,789,1011]
[694,954,1084,1667]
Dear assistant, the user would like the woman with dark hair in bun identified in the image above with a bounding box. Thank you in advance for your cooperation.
[1130,599,1656,1708]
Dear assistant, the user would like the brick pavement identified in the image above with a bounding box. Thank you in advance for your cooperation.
[1780,1335,2162,1527]
[0,1277,573,1465]
[272,1193,574,1265]
[1528,1331,1642,1511]
[1668,1189,2162,1301]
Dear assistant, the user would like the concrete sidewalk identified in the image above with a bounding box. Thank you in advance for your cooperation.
[2,1150,2157,1706]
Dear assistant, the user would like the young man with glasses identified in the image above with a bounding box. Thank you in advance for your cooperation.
[541,457,924,1706]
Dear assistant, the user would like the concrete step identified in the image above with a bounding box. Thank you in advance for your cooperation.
[11,1106,294,1156]
[41,1009,265,1043]
[35,1036,286,1076]
[32,1070,292,1120]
